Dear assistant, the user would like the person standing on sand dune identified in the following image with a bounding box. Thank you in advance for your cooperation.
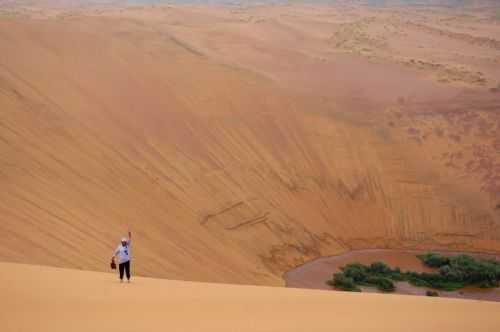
[111,231,132,283]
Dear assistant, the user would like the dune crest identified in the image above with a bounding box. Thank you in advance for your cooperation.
[1,262,500,332]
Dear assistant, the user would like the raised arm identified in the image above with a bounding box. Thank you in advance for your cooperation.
[128,231,132,245]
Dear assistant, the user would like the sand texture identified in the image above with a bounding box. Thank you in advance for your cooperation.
[2,262,500,332]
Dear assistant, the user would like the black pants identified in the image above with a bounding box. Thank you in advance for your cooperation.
[119,260,131,280]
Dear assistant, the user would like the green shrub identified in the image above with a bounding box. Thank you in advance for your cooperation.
[329,272,361,292]
[479,280,499,288]
[439,265,465,282]
[341,263,369,283]
[365,276,395,292]
[369,261,391,274]
[434,281,465,291]
[418,252,449,268]
[389,268,406,281]
[408,276,431,288]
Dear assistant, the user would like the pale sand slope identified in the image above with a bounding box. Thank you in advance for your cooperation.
[1,5,500,286]
[1,262,500,332]
[1,8,500,287]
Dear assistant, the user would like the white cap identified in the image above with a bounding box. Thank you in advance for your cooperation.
[121,237,127,242]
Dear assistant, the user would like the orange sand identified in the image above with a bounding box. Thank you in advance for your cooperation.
[0,2,499,285]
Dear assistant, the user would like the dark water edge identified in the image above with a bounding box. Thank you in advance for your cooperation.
[283,249,500,302]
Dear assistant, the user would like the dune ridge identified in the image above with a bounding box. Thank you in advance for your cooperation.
[2,262,500,332]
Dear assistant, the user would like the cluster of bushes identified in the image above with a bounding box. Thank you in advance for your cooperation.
[327,261,398,292]
[417,252,449,267]
[327,272,361,292]
[415,253,500,290]
[327,253,500,293]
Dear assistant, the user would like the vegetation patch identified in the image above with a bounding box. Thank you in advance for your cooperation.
[327,253,500,293]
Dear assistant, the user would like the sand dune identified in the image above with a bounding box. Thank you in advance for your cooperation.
[1,262,500,332]
[0,2,499,286]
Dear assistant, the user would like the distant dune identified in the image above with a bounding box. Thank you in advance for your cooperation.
[0,2,499,286]
[1,262,500,332]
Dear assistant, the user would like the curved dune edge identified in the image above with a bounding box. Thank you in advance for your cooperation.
[1,262,500,332]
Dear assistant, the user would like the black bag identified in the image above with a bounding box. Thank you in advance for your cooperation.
[110,260,116,270]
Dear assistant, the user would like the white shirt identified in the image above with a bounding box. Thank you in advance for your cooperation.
[113,239,131,264]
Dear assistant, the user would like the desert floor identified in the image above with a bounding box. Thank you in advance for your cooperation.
[2,261,500,332]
